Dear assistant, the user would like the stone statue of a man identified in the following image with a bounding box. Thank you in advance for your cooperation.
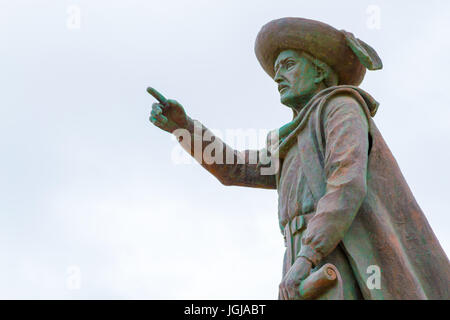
[148,17,450,299]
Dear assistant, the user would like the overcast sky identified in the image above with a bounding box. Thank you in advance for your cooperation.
[1,0,449,299]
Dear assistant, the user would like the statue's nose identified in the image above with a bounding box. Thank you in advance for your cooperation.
[274,74,283,84]
[274,70,285,84]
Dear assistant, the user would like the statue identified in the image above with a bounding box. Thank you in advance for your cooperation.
[148,17,450,299]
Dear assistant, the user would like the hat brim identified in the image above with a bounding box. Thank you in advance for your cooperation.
[254,17,366,86]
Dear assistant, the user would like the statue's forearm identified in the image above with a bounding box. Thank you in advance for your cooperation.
[174,117,276,189]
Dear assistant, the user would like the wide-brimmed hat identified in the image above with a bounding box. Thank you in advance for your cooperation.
[254,17,382,86]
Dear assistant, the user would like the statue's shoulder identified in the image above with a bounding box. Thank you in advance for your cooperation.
[315,86,379,120]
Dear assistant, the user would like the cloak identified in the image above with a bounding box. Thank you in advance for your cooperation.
[266,85,450,299]
[177,85,450,299]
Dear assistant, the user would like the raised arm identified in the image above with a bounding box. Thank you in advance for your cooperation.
[148,87,276,189]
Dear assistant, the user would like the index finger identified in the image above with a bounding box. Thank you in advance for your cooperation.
[147,87,168,106]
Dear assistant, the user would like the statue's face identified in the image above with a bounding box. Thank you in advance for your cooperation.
[274,49,319,108]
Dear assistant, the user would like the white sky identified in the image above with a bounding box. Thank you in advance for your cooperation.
[0,0,449,299]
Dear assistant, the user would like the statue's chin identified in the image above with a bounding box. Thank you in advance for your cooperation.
[280,93,292,106]
[281,90,317,111]
[280,94,303,109]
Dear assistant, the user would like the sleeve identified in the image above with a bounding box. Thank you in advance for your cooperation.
[298,94,370,266]
[175,117,277,189]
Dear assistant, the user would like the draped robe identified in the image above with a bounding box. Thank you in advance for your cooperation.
[177,85,450,299]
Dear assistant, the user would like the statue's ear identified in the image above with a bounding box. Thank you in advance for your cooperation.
[342,30,383,70]
[301,51,338,86]
[313,62,328,84]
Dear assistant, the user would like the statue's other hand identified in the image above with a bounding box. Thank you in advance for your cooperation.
[278,256,312,300]
[147,87,188,133]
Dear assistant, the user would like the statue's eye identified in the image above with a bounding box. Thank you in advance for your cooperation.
[286,61,295,70]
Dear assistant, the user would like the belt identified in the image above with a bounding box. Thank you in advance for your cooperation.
[283,212,314,266]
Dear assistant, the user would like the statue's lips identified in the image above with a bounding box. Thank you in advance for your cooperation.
[278,84,289,93]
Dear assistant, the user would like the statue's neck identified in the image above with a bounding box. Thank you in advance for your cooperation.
[291,83,328,118]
